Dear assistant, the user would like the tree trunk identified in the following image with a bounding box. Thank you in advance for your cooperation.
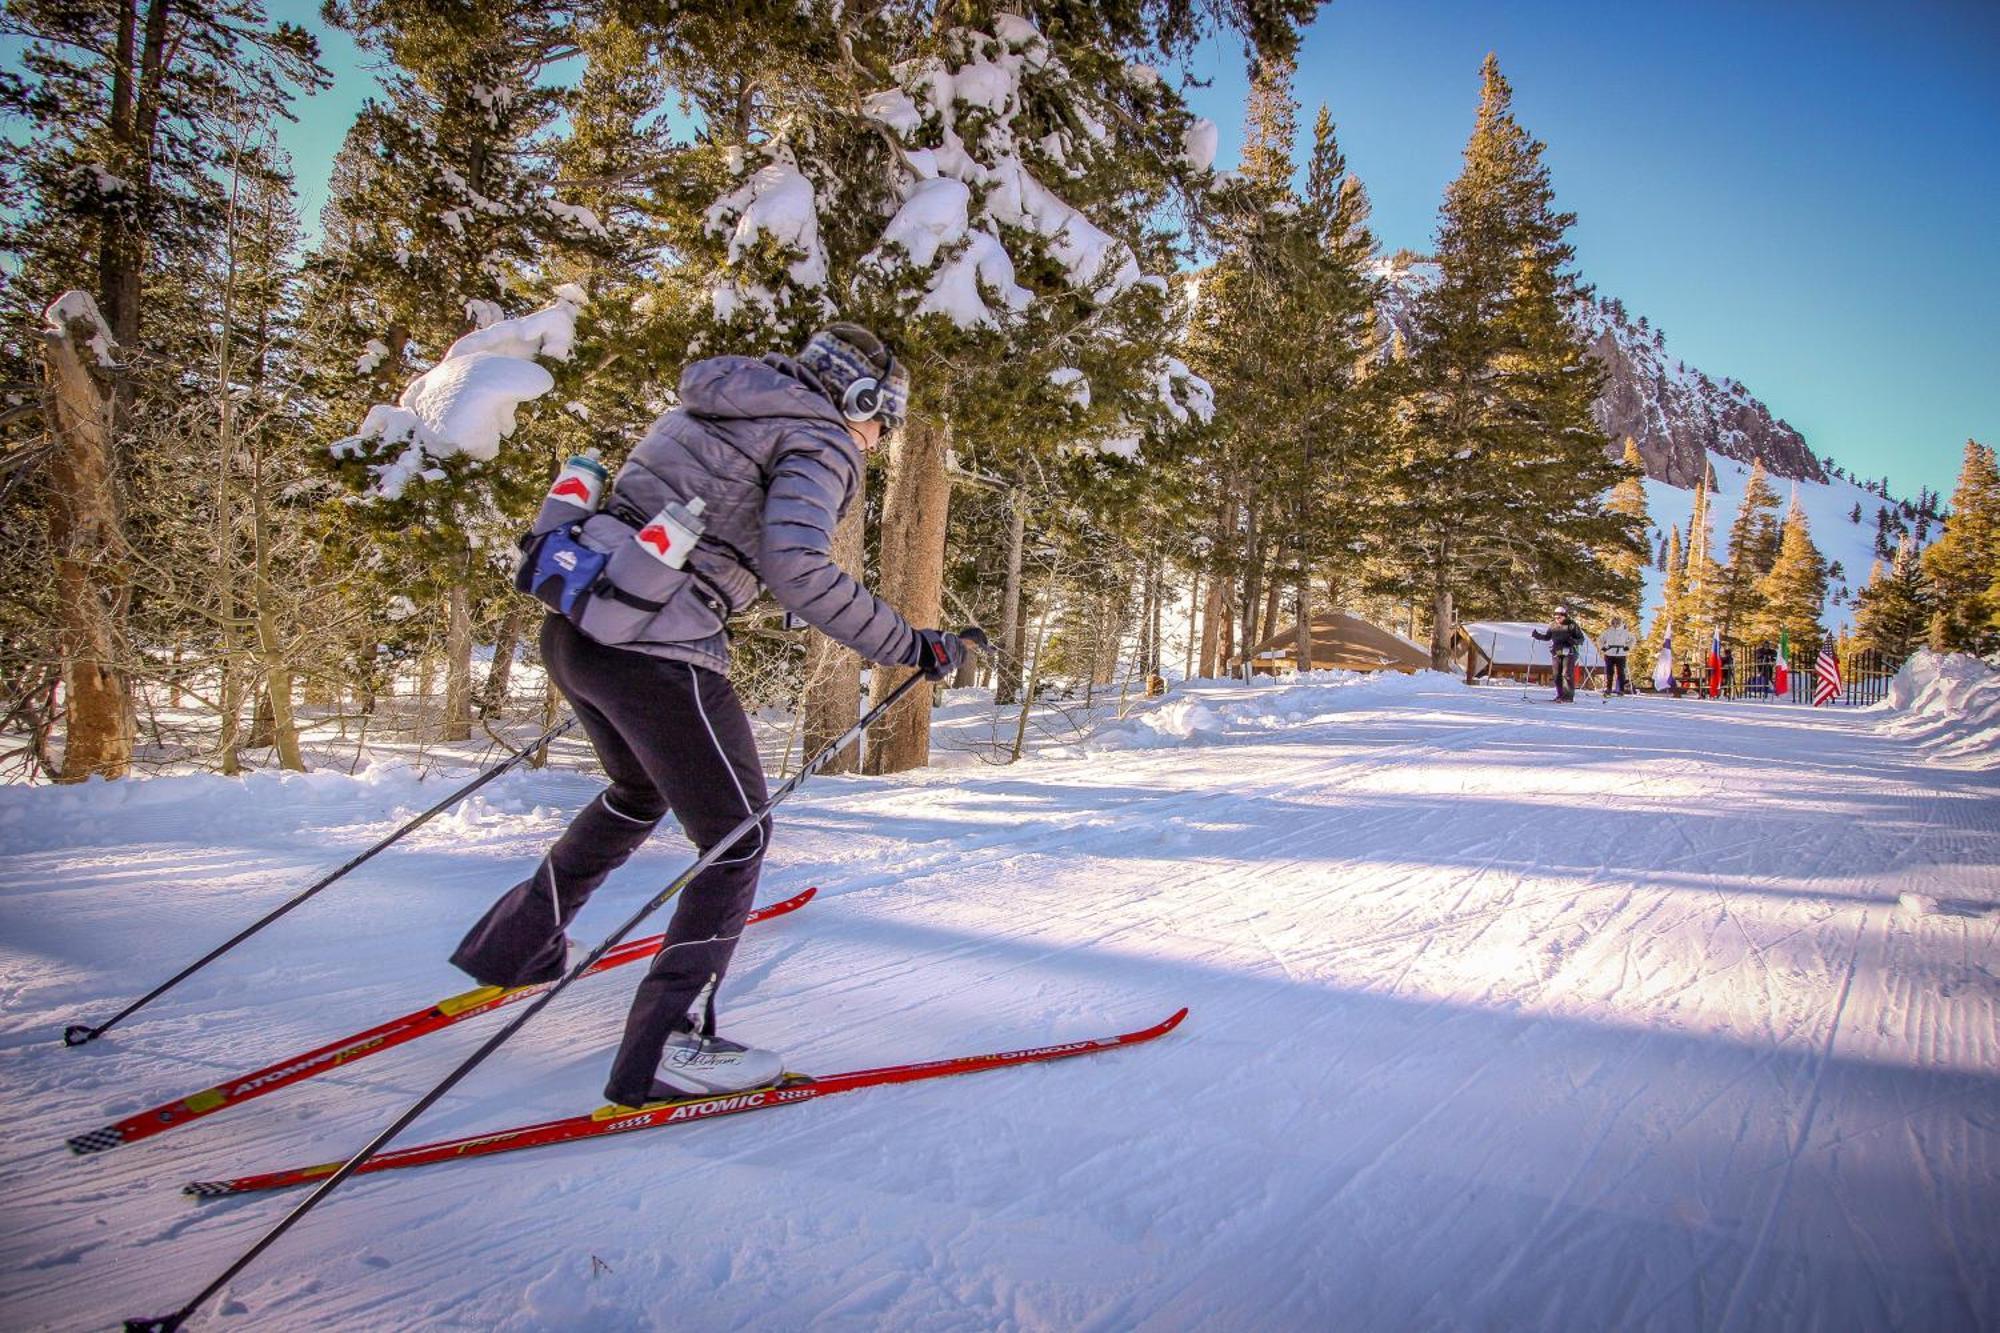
[1009,588,1054,762]
[802,464,868,774]
[1149,556,1164,677]
[1199,487,1236,678]
[1237,506,1260,666]
[43,296,132,781]
[1184,570,1199,681]
[1260,576,1280,649]
[481,602,528,715]
[442,581,473,741]
[994,487,1026,705]
[243,335,304,770]
[1295,567,1315,674]
[249,685,276,749]
[865,417,949,774]
[1429,585,1455,671]
[256,610,306,770]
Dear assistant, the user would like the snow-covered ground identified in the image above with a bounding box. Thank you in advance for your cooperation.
[2,670,1996,1330]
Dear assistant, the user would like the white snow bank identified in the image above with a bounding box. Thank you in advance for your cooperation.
[332,290,583,499]
[1087,669,1445,753]
[0,761,573,855]
[1872,650,2000,769]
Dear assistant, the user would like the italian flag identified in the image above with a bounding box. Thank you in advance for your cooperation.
[1773,629,1791,697]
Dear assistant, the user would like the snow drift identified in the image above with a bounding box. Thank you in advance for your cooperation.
[1873,649,2000,769]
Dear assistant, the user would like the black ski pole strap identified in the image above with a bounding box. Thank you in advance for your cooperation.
[67,715,580,1048]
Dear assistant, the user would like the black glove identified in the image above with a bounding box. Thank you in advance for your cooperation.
[911,628,968,681]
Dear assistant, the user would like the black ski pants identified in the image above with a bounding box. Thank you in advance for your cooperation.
[1552,651,1577,701]
[1604,654,1628,694]
[451,614,771,1105]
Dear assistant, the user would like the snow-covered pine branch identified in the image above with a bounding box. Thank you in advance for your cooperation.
[332,286,585,500]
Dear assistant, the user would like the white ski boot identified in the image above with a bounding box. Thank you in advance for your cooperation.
[646,1028,786,1100]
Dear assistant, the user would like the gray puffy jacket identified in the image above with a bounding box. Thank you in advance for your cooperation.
[573,354,919,675]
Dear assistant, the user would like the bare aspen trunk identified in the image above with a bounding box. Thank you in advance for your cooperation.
[1185,570,1199,681]
[42,296,132,781]
[248,416,304,770]
[1238,506,1262,665]
[481,602,528,716]
[442,582,473,741]
[865,417,949,774]
[1148,556,1164,677]
[1095,588,1122,688]
[994,487,1026,705]
[532,669,561,770]
[802,464,868,774]
[216,622,246,776]
[255,606,305,770]
[249,685,276,749]
[1009,590,1053,762]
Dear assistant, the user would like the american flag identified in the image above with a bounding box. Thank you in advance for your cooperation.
[1812,645,1842,706]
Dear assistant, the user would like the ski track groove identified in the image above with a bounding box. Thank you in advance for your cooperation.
[5,683,1997,1330]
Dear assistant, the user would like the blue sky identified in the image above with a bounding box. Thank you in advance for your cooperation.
[281,2,1998,500]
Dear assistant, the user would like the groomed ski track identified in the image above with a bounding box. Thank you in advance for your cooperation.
[2,673,1995,1330]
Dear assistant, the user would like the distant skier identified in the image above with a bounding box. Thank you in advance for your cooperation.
[1598,616,1634,695]
[1532,606,1586,702]
[456,323,969,1108]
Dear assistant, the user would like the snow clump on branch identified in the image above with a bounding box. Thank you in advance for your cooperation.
[333,286,585,500]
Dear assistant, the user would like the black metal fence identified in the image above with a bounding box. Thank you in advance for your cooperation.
[1646,645,1903,706]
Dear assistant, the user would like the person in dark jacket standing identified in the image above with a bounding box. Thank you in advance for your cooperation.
[452,324,968,1108]
[1532,606,1587,702]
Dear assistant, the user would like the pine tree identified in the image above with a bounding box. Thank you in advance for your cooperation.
[1184,63,1388,678]
[1753,493,1826,647]
[1643,523,1685,673]
[1852,536,1931,661]
[1713,456,1779,642]
[1603,437,1649,624]
[1919,439,2000,653]
[1386,55,1627,664]
[1681,464,1722,641]
[312,0,615,741]
[616,5,1306,768]
[1,0,327,777]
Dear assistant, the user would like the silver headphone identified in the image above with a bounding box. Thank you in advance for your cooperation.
[839,347,898,424]
[841,375,884,424]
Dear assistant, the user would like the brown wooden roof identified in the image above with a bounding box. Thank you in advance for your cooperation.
[1240,610,1432,673]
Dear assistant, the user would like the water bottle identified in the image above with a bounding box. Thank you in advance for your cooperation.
[633,496,706,570]
[533,453,608,533]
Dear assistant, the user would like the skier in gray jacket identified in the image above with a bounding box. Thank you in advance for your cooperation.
[452,324,968,1107]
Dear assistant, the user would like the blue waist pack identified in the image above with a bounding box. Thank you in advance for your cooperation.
[516,525,610,618]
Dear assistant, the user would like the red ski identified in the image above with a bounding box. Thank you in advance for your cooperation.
[185,1008,1188,1197]
[67,888,818,1156]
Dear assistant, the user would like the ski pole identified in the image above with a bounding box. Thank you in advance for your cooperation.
[65,716,580,1048]
[126,631,985,1333]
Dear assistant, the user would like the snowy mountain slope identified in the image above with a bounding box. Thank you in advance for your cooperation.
[1639,452,1896,634]
[1373,256,1823,488]
[2,674,1995,1330]
[1582,296,1822,486]
[1368,257,1920,634]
